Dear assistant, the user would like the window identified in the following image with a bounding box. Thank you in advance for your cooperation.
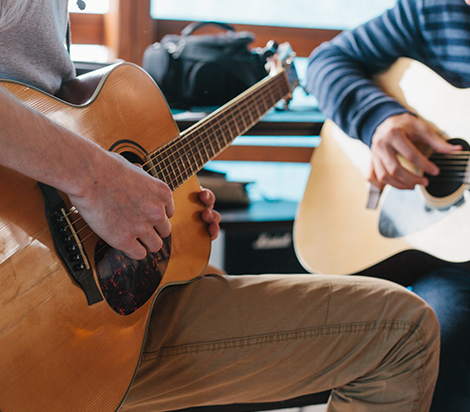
[151,0,397,30]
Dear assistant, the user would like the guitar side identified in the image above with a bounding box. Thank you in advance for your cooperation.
[0,63,210,412]
[294,58,470,276]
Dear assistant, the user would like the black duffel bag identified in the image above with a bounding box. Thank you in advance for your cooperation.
[142,21,272,109]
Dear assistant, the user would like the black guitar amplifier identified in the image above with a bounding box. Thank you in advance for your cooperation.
[213,200,308,275]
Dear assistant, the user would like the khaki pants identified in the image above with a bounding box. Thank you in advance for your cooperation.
[122,274,440,412]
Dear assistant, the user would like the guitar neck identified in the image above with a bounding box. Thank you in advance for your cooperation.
[145,70,292,191]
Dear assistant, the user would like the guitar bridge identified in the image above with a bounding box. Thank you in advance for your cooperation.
[38,182,103,305]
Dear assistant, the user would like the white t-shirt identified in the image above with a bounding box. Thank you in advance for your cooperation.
[0,0,76,95]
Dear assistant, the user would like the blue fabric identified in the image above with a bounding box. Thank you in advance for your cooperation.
[307,0,470,146]
[412,268,470,412]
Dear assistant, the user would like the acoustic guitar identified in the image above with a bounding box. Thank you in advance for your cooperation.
[0,46,298,411]
[294,58,470,277]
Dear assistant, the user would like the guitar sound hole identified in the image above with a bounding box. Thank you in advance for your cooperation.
[425,138,470,198]
[94,236,171,315]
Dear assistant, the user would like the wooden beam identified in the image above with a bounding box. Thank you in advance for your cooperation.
[214,145,314,163]
[104,0,154,63]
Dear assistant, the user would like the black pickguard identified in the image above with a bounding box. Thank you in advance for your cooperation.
[95,237,171,316]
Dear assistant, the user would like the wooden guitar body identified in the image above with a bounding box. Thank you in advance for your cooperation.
[294,58,470,276]
[0,64,209,412]
[0,50,296,411]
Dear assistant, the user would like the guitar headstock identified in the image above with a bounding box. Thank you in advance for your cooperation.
[265,42,299,93]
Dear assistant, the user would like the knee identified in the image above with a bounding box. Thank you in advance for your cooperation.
[355,275,441,349]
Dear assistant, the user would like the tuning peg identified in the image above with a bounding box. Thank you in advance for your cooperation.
[262,40,279,60]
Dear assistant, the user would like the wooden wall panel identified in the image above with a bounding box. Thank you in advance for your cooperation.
[104,0,154,62]
[70,0,155,64]
[69,13,104,45]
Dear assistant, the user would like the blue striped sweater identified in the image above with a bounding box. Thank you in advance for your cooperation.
[306,0,470,147]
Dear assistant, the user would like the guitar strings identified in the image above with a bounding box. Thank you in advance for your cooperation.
[81,78,285,254]
[59,90,265,247]
[59,71,290,253]
[163,74,285,171]
[429,152,470,182]
[141,73,287,185]
[58,84,275,221]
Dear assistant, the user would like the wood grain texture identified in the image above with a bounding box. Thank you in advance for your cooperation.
[0,48,296,409]
[0,63,210,412]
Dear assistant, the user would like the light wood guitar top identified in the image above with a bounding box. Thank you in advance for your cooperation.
[294,58,470,275]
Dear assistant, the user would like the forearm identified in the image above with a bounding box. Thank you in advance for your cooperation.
[306,0,424,146]
[0,85,175,259]
[0,85,104,198]
[307,43,408,146]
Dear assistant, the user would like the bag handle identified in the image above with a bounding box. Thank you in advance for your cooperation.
[181,21,235,36]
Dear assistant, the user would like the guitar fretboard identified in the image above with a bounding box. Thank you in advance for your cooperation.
[145,70,292,191]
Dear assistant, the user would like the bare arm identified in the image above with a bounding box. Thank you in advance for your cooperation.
[0,85,175,260]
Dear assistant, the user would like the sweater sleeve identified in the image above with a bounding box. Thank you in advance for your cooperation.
[306,0,427,147]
